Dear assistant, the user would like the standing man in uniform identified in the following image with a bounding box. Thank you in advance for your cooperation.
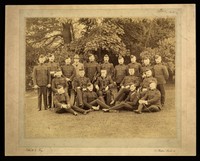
[72,54,84,77]
[113,55,128,90]
[33,54,51,111]
[84,53,100,83]
[110,68,140,105]
[94,69,115,105]
[134,80,162,114]
[153,55,169,107]
[128,54,142,77]
[72,69,91,107]
[100,54,114,78]
[61,56,76,94]
[45,53,60,108]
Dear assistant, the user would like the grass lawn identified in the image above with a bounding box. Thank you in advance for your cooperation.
[24,84,176,138]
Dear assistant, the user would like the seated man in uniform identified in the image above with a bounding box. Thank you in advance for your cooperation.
[53,84,91,115]
[110,68,140,105]
[52,70,68,94]
[103,84,139,113]
[72,69,91,107]
[134,80,162,114]
[94,69,115,105]
[83,83,110,111]
[138,69,157,98]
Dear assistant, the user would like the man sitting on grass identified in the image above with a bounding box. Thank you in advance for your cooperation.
[134,80,162,114]
[53,84,91,115]
[103,84,139,113]
[83,83,110,111]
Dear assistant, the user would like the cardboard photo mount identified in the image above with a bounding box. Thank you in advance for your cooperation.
[5,4,196,156]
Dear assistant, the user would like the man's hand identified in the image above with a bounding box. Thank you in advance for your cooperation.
[95,85,100,91]
[125,85,130,89]
[142,73,146,78]
[105,86,109,91]
[121,86,125,89]
[77,87,81,89]
[82,88,87,91]
[33,85,39,89]
[47,84,51,88]
[66,78,71,81]
[139,100,146,104]
[62,104,67,108]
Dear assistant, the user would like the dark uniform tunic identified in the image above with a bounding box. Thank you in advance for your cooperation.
[72,76,91,106]
[137,89,162,112]
[52,77,68,93]
[127,62,142,77]
[33,63,51,110]
[114,64,128,84]
[110,90,139,111]
[53,92,87,114]
[82,90,110,110]
[72,62,84,77]
[84,61,100,83]
[94,76,115,104]
[100,62,115,78]
[120,75,140,87]
[61,64,76,81]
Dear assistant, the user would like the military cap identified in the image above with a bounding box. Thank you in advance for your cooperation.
[79,68,85,71]
[130,54,136,58]
[155,54,161,59]
[149,79,157,84]
[65,56,71,59]
[88,53,94,57]
[49,53,54,57]
[145,68,152,72]
[87,83,93,87]
[74,54,80,59]
[104,54,109,58]
[118,55,124,59]
[39,54,45,59]
[143,56,150,60]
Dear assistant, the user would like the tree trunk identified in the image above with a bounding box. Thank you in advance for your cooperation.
[62,23,73,44]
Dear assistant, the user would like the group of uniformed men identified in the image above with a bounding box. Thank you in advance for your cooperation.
[32,52,169,116]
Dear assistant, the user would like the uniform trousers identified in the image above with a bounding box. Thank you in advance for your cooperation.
[38,86,48,110]
[157,84,165,105]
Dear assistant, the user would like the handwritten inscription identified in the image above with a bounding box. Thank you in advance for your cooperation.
[25,148,44,152]
[155,149,176,153]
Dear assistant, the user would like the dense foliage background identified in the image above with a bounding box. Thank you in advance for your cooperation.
[26,17,175,90]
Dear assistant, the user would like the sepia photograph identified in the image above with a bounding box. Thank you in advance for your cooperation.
[5,5,196,156]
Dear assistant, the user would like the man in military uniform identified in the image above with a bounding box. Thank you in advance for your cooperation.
[100,54,114,78]
[141,56,153,79]
[61,56,76,94]
[53,85,91,115]
[113,55,128,89]
[45,54,60,108]
[110,68,140,105]
[127,54,142,77]
[138,69,157,98]
[103,84,139,112]
[72,54,84,77]
[84,53,100,83]
[51,70,68,94]
[153,55,169,106]
[72,69,91,107]
[83,83,110,111]
[33,54,51,111]
[94,69,115,105]
[134,80,162,114]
